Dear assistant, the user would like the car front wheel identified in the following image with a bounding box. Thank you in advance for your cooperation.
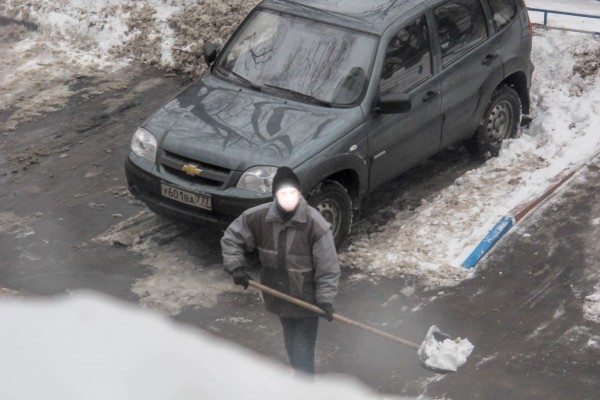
[469,85,521,158]
[308,180,352,249]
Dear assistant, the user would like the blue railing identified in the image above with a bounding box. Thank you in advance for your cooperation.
[527,7,600,34]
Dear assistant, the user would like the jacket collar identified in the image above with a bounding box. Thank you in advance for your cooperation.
[266,196,309,226]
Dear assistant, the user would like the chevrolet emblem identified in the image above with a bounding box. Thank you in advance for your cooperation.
[181,164,203,177]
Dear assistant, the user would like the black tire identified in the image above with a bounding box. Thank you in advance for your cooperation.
[469,85,521,158]
[308,180,352,249]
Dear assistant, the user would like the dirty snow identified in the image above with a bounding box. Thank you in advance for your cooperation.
[94,210,235,315]
[0,0,260,133]
[0,211,36,238]
[0,292,405,400]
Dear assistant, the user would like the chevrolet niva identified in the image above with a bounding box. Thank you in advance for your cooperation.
[125,0,534,247]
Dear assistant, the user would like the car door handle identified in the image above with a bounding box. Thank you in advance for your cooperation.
[482,53,499,65]
[422,90,439,102]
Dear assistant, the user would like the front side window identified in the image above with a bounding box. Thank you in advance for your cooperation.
[434,0,488,66]
[488,0,518,31]
[215,10,378,106]
[379,16,432,94]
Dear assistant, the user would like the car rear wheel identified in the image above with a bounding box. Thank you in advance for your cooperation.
[468,85,521,158]
[308,180,352,249]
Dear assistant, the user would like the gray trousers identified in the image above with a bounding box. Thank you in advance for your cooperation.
[279,316,319,375]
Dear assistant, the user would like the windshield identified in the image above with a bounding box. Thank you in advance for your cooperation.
[215,9,378,106]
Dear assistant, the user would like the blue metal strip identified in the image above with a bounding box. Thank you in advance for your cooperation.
[527,7,600,35]
[461,217,515,270]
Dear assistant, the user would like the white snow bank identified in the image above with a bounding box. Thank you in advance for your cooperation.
[340,30,600,284]
[0,292,405,400]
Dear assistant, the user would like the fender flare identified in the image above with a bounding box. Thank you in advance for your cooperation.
[298,153,368,201]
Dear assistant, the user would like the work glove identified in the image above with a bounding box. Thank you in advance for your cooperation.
[317,302,335,322]
[231,268,251,289]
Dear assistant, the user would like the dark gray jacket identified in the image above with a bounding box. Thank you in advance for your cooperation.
[221,197,340,318]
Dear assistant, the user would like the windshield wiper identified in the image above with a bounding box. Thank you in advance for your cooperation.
[263,84,333,108]
[220,67,263,92]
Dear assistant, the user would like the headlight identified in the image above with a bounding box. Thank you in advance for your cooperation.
[236,166,277,194]
[130,127,157,162]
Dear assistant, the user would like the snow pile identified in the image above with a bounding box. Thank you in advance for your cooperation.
[340,30,600,283]
[0,0,260,72]
[417,326,474,373]
[0,292,405,400]
[167,0,261,75]
[0,0,260,132]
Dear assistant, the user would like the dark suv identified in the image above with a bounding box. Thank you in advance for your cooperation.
[125,0,533,247]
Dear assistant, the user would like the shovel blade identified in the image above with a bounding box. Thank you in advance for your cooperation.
[418,325,474,374]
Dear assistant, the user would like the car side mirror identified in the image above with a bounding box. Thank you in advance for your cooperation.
[376,92,411,114]
[203,41,218,66]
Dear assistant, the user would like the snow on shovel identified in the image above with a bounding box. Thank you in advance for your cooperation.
[418,325,474,373]
[248,280,474,374]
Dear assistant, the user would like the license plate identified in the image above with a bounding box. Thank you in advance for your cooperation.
[161,183,212,210]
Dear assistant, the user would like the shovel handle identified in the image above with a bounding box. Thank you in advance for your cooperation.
[248,280,421,350]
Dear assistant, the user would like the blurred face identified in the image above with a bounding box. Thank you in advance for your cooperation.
[275,186,301,212]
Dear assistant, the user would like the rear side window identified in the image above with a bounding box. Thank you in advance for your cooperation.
[434,0,488,66]
[487,0,518,31]
[379,16,433,94]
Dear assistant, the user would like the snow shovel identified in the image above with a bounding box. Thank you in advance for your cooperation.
[248,280,474,373]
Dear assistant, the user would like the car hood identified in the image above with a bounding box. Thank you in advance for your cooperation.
[143,74,363,171]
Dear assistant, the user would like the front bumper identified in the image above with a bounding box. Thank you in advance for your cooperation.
[125,157,271,226]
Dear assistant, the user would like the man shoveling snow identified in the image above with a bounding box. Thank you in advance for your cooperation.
[221,167,474,375]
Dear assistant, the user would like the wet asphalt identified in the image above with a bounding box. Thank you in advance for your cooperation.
[0,69,598,399]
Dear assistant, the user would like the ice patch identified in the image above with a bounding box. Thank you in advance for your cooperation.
[527,321,550,341]
[0,287,22,297]
[216,316,253,324]
[475,353,497,367]
[0,211,36,238]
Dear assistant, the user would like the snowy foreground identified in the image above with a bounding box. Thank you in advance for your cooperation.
[0,292,410,400]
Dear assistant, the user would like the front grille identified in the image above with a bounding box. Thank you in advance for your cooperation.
[160,151,231,188]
